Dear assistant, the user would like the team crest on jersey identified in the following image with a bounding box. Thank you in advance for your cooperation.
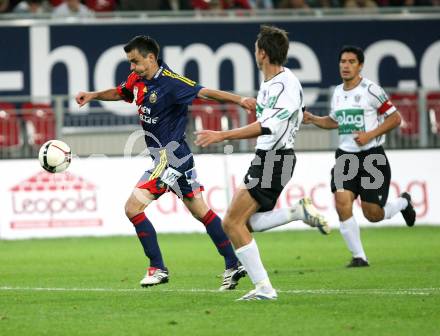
[149,91,158,104]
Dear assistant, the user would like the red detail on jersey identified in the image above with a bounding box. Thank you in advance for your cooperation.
[117,72,140,103]
[184,187,204,199]
[136,82,147,106]
[378,100,394,115]
[201,209,216,226]
[136,178,167,196]
[126,72,140,89]
[130,213,146,226]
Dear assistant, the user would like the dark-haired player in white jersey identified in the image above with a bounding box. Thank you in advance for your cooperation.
[195,25,329,301]
[304,45,416,267]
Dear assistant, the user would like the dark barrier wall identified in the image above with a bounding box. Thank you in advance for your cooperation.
[1,19,439,113]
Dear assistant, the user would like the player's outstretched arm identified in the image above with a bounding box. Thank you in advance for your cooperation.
[303,111,338,130]
[195,121,262,147]
[197,88,256,112]
[75,88,122,107]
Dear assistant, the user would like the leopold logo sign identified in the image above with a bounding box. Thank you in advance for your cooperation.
[9,171,102,229]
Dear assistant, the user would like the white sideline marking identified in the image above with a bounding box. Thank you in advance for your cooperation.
[0,286,438,296]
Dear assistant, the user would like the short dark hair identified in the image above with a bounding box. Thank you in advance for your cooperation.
[124,35,160,59]
[257,25,289,66]
[339,45,365,64]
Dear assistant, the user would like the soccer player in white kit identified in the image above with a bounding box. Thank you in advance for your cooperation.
[195,25,329,300]
[304,46,416,267]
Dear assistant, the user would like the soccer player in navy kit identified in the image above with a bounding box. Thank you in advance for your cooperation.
[76,35,255,290]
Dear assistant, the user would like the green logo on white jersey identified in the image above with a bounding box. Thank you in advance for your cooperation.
[268,96,277,108]
[256,103,264,118]
[335,109,365,134]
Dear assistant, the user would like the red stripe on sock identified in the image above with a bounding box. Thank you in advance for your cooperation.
[130,213,146,226]
[201,210,216,226]
[218,240,231,248]
[137,231,150,238]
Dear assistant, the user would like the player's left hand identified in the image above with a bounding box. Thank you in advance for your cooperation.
[240,97,257,112]
[353,131,372,146]
[194,130,224,147]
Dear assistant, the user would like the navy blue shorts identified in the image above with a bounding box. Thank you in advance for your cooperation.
[136,141,204,199]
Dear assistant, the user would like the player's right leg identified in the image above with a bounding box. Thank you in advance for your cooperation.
[125,180,169,287]
[331,151,369,267]
[223,187,277,301]
[335,190,369,267]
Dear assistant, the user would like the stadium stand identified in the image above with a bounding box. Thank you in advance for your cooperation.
[21,103,56,147]
[0,102,22,150]
[390,93,419,137]
[191,98,225,131]
[428,92,440,134]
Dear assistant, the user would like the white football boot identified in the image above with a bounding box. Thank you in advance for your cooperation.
[300,197,331,235]
[140,267,169,287]
[237,286,278,301]
[219,264,247,291]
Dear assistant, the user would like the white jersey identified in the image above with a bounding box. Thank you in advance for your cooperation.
[329,77,396,153]
[255,68,304,151]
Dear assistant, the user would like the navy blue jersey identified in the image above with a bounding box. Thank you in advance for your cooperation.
[117,60,203,149]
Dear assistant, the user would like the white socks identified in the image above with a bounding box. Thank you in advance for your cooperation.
[235,239,271,287]
[383,197,408,220]
[248,203,304,232]
[339,216,367,260]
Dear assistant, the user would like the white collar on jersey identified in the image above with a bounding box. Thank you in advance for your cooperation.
[153,66,164,79]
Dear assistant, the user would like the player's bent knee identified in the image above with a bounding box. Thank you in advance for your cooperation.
[362,204,384,223]
[124,198,146,219]
[222,217,233,235]
[363,210,383,223]
[222,214,241,236]
[124,201,135,219]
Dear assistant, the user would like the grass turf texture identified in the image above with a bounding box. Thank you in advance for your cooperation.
[0,226,439,335]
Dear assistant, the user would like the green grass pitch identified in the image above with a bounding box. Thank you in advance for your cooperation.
[1,226,439,335]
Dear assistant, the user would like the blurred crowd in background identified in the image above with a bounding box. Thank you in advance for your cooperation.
[0,0,439,16]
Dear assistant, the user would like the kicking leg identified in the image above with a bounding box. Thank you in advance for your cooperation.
[248,198,330,235]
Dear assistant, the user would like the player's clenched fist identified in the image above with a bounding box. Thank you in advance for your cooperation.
[240,97,257,112]
[75,91,97,107]
[302,111,315,124]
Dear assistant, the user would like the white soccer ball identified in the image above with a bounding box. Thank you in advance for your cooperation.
[38,140,72,173]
